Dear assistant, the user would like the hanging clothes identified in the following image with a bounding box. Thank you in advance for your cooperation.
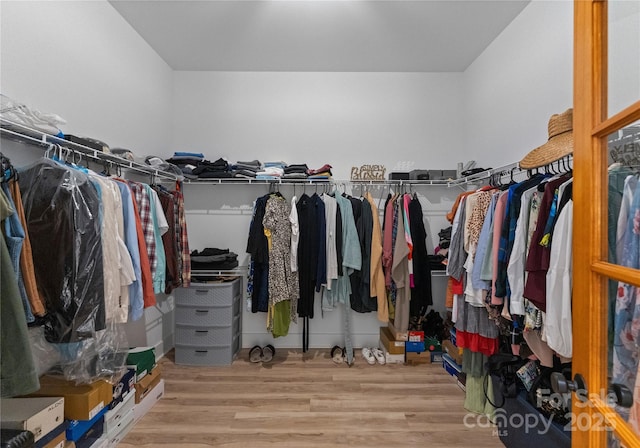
[19,158,105,343]
[154,186,181,294]
[408,195,432,316]
[523,175,570,312]
[613,175,640,392]
[145,184,168,295]
[7,178,45,317]
[295,193,318,318]
[366,192,388,322]
[2,181,33,323]
[173,188,191,288]
[247,194,270,313]
[114,180,144,321]
[350,195,375,313]
[263,194,299,337]
[90,174,129,323]
[392,196,410,333]
[0,187,39,397]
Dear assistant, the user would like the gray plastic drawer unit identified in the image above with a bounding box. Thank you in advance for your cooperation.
[174,278,242,366]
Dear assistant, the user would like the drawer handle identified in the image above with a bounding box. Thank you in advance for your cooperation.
[195,350,208,354]
[195,330,209,334]
[195,309,210,314]
[195,289,209,293]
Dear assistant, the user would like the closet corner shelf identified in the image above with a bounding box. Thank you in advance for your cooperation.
[0,118,180,181]
[183,162,524,188]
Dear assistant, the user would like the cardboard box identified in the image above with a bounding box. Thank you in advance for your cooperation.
[110,369,135,410]
[380,350,404,365]
[35,422,66,448]
[104,409,134,447]
[405,341,426,353]
[40,429,65,448]
[388,320,408,341]
[379,326,405,354]
[1,397,65,442]
[126,347,156,382]
[430,351,443,363]
[104,392,135,434]
[134,366,162,404]
[442,339,463,365]
[66,406,108,442]
[408,330,424,342]
[405,351,431,365]
[73,415,104,448]
[27,377,112,421]
[133,379,165,423]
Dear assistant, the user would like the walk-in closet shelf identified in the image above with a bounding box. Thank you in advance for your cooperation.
[181,161,524,189]
[0,118,181,181]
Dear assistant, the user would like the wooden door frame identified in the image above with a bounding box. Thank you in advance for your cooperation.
[573,1,640,447]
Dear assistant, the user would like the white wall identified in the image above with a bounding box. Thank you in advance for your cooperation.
[463,0,574,169]
[1,0,173,156]
[0,0,176,358]
[172,72,466,179]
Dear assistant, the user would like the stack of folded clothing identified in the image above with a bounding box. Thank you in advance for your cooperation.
[232,160,261,178]
[283,163,309,180]
[166,152,205,179]
[308,163,333,180]
[256,161,286,180]
[192,157,232,178]
[190,248,239,271]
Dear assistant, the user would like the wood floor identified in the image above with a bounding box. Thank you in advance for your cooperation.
[121,349,502,448]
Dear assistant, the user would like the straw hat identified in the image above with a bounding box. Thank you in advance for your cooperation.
[520,108,573,169]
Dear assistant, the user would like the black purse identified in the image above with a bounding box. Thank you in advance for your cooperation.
[484,353,525,408]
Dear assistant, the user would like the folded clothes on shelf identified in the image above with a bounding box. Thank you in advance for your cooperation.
[191,248,239,270]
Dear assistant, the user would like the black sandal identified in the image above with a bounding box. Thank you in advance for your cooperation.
[249,345,263,363]
[331,345,345,364]
[261,344,275,362]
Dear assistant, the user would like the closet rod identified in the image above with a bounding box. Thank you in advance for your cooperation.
[0,118,180,181]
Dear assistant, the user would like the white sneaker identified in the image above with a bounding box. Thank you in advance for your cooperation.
[371,347,386,365]
[361,347,376,365]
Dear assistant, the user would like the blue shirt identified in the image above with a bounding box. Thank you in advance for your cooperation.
[115,181,144,321]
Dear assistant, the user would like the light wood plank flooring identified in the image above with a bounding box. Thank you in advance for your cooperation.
[121,349,502,448]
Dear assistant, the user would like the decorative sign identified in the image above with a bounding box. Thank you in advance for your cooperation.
[609,140,640,166]
[350,164,386,181]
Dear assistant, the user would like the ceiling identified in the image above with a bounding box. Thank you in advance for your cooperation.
[109,0,530,72]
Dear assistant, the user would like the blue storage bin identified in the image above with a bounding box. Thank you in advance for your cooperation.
[405,341,426,353]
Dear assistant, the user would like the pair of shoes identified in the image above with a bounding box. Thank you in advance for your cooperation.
[331,345,346,364]
[249,344,276,363]
[362,347,386,365]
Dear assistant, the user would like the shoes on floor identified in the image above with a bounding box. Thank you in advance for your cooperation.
[360,347,386,365]
[331,345,346,364]
[371,347,386,365]
[361,347,376,365]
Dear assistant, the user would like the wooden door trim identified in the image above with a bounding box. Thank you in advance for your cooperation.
[593,100,640,137]
[573,0,608,447]
[592,261,640,287]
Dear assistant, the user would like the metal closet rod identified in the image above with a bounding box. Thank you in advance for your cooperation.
[0,118,179,181]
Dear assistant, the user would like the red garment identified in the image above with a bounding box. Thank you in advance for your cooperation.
[451,277,464,295]
[129,194,156,308]
[456,330,499,357]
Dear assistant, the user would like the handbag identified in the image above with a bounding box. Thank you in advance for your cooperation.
[484,353,526,408]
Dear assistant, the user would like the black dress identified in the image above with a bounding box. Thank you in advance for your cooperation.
[409,195,432,316]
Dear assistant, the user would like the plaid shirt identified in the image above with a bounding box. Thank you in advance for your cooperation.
[128,181,157,279]
[173,189,191,287]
